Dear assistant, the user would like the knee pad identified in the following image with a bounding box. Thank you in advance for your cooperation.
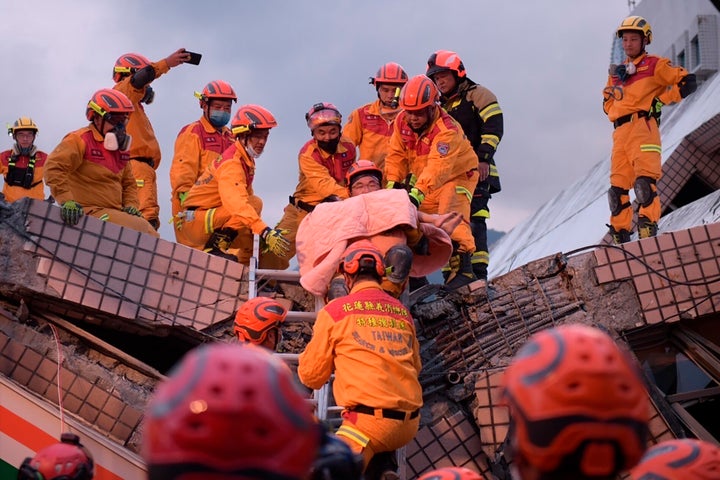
[384,244,413,284]
[608,186,630,216]
[634,176,657,207]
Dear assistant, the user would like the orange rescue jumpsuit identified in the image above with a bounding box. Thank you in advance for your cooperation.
[44,126,158,236]
[265,137,356,270]
[0,147,47,202]
[179,141,270,265]
[298,280,422,468]
[385,108,478,253]
[603,52,687,232]
[343,99,400,176]
[169,115,234,243]
[114,59,170,227]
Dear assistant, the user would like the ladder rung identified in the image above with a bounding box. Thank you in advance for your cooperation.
[286,311,317,322]
[255,268,301,282]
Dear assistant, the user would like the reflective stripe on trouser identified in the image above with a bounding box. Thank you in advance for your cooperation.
[419,171,477,253]
[261,202,309,271]
[609,117,662,231]
[337,409,419,469]
[175,197,264,265]
[85,206,159,238]
[129,159,159,224]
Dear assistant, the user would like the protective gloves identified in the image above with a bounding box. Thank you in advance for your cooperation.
[60,200,84,225]
[408,187,424,208]
[261,227,291,258]
[649,97,663,125]
[178,191,188,205]
[122,206,143,217]
[678,74,697,98]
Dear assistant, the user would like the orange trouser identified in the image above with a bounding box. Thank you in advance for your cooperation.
[262,202,309,270]
[85,207,159,238]
[419,171,477,253]
[176,196,269,265]
[130,159,159,225]
[609,117,662,231]
[336,409,419,469]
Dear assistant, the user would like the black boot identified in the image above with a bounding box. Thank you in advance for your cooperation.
[637,216,658,239]
[607,225,632,244]
[445,252,477,289]
[203,228,238,261]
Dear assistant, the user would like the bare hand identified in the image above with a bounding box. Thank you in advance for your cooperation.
[477,162,490,182]
[419,211,463,236]
[166,48,191,68]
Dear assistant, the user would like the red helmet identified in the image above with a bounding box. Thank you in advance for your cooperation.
[338,240,385,277]
[305,102,342,131]
[426,50,467,79]
[86,88,134,121]
[18,433,94,480]
[231,104,278,136]
[630,439,720,480]
[195,80,238,103]
[399,75,439,111]
[233,297,287,344]
[113,52,151,82]
[345,160,382,188]
[418,466,486,480]
[143,343,320,479]
[501,324,649,478]
[369,62,409,87]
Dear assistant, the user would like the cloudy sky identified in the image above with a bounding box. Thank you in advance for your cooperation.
[1,0,632,241]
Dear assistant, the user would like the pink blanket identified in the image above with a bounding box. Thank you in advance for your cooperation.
[296,189,452,296]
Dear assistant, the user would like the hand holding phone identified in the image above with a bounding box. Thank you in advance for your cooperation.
[185,50,202,65]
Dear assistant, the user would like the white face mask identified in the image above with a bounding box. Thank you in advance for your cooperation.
[245,144,261,159]
[104,131,132,151]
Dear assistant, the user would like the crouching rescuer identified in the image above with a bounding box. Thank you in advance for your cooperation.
[176,104,290,264]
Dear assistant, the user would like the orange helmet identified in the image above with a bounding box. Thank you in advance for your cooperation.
[501,324,649,478]
[231,104,278,136]
[85,88,134,121]
[617,16,653,44]
[418,466,486,480]
[346,160,382,188]
[369,62,409,87]
[233,297,287,344]
[18,433,94,480]
[399,75,439,111]
[426,50,467,79]
[195,80,238,103]
[338,240,385,277]
[112,52,151,82]
[143,343,321,479]
[305,102,342,131]
[630,439,720,480]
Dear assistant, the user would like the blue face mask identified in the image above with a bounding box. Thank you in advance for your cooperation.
[208,110,231,127]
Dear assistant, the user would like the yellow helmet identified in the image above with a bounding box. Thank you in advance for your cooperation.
[617,16,652,44]
[8,117,39,136]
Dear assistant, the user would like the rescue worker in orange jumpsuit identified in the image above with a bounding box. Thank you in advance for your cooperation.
[343,62,408,177]
[178,104,290,263]
[500,324,650,480]
[298,241,422,478]
[630,439,720,480]
[18,432,94,480]
[44,89,158,237]
[1,117,47,202]
[427,50,503,283]
[385,75,479,289]
[604,16,696,243]
[112,49,191,230]
[169,80,236,244]
[233,296,287,351]
[143,343,324,480]
[265,102,357,270]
